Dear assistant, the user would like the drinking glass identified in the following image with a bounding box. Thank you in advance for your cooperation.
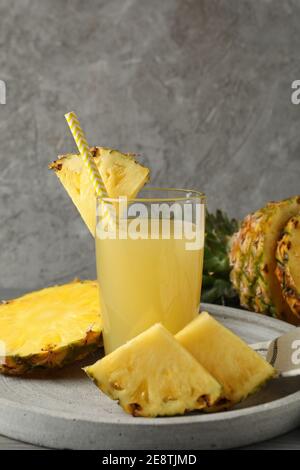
[95,188,205,354]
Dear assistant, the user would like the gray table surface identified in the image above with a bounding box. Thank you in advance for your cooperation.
[0,288,299,450]
[0,428,300,450]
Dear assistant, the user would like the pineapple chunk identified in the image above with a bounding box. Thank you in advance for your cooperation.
[176,312,275,407]
[276,215,300,318]
[84,324,221,417]
[0,280,102,375]
[49,147,150,235]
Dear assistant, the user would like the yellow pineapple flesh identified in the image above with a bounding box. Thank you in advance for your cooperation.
[276,215,300,318]
[49,147,150,235]
[84,323,221,417]
[176,312,275,407]
[0,280,102,375]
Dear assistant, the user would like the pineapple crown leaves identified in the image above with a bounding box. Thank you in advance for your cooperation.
[201,277,239,305]
[204,210,238,275]
[203,209,239,306]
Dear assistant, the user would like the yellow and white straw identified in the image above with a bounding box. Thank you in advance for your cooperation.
[65,111,106,197]
[65,111,111,227]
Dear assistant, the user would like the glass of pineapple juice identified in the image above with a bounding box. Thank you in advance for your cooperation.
[96,188,205,354]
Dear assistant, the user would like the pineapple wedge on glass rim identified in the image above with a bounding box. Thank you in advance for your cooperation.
[49,146,150,236]
[84,324,221,417]
[0,280,102,375]
[176,312,275,408]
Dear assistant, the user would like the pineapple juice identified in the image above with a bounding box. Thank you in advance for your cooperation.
[96,219,203,353]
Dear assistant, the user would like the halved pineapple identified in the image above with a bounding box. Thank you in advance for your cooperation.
[49,147,150,236]
[276,215,300,318]
[84,324,221,417]
[176,312,275,407]
[229,196,300,323]
[0,280,102,375]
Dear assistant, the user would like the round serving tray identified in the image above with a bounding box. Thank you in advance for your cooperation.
[0,303,299,450]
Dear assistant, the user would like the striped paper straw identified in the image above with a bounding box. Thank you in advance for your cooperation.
[64,112,111,226]
[65,112,107,197]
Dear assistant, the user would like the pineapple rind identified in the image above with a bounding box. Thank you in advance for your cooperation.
[84,324,222,417]
[230,196,300,322]
[176,312,275,407]
[276,215,300,318]
[0,280,102,375]
[1,336,100,376]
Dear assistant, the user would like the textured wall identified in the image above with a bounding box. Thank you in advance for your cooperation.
[1,0,300,289]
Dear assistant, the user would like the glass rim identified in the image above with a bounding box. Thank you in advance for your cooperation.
[96,187,206,203]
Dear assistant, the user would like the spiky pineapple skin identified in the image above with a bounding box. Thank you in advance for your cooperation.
[229,196,300,323]
[276,215,300,318]
[0,280,102,375]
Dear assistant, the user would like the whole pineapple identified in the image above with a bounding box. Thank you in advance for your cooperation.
[276,215,300,319]
[229,196,300,324]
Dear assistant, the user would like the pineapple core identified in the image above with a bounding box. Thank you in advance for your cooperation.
[49,147,150,236]
[176,312,275,406]
[84,323,221,417]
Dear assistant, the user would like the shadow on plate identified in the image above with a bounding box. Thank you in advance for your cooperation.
[233,376,300,410]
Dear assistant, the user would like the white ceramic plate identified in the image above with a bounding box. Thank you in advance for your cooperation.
[0,303,299,450]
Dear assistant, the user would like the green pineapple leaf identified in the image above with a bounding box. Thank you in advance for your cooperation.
[202,210,239,306]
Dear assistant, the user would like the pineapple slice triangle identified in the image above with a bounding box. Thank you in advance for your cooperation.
[176,312,275,407]
[49,147,150,236]
[84,323,221,417]
[0,280,102,375]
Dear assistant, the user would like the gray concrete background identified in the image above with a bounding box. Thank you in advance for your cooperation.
[0,0,300,289]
